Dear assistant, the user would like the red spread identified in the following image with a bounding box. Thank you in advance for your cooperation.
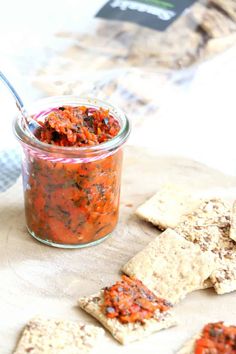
[37,106,120,146]
[195,322,236,354]
[102,275,172,324]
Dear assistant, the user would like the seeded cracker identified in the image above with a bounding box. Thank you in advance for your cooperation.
[13,317,104,354]
[175,198,236,294]
[135,184,200,230]
[78,291,176,344]
[122,229,215,303]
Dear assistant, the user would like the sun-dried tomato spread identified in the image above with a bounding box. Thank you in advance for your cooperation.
[23,105,122,246]
[37,106,120,146]
[102,275,172,324]
[195,322,236,354]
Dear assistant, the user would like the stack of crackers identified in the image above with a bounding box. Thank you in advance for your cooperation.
[134,185,236,297]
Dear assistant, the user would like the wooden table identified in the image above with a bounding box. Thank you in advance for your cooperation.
[1,146,236,353]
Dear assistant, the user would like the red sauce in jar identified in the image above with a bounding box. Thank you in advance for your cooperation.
[37,105,120,146]
[195,322,236,354]
[24,106,122,246]
[102,275,172,324]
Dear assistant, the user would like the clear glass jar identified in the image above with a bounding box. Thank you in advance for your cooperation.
[14,96,130,248]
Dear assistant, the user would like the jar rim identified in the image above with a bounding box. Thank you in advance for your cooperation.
[13,95,131,157]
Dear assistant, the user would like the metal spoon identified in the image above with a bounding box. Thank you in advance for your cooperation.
[0,71,41,135]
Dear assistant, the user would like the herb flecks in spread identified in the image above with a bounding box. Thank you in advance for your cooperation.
[37,106,120,146]
[24,105,122,246]
[102,275,172,324]
[195,322,236,354]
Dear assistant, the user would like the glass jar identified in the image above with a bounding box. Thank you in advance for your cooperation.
[14,96,130,248]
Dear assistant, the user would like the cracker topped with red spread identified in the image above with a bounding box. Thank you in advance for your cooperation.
[78,275,176,344]
[102,275,172,324]
[178,322,236,354]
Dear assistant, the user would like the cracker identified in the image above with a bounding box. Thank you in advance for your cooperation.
[129,15,203,69]
[210,0,236,22]
[176,198,236,294]
[122,229,215,303]
[200,7,236,38]
[210,266,236,294]
[177,322,236,353]
[13,317,104,354]
[230,200,236,242]
[78,291,176,344]
[175,198,231,252]
[203,33,236,58]
[136,184,200,230]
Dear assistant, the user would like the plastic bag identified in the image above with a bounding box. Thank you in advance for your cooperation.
[57,0,236,71]
[33,0,236,130]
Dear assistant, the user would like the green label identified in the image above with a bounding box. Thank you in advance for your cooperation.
[96,0,197,31]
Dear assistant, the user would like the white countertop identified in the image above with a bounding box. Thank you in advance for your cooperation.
[1,0,236,175]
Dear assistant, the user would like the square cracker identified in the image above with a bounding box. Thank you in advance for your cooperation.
[135,184,236,231]
[136,184,200,230]
[175,198,236,294]
[122,229,215,304]
[13,317,104,354]
[78,291,176,344]
[175,198,231,253]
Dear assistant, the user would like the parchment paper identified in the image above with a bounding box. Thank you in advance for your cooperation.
[1,146,236,354]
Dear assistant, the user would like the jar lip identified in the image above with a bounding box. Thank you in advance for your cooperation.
[13,95,131,156]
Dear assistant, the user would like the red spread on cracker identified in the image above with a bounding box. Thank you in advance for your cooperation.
[195,322,236,353]
[102,275,172,324]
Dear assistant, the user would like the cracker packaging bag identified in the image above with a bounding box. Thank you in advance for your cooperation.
[34,0,236,132]
[59,0,236,71]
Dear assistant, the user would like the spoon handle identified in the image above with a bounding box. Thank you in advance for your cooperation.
[0,71,42,135]
[0,71,26,114]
